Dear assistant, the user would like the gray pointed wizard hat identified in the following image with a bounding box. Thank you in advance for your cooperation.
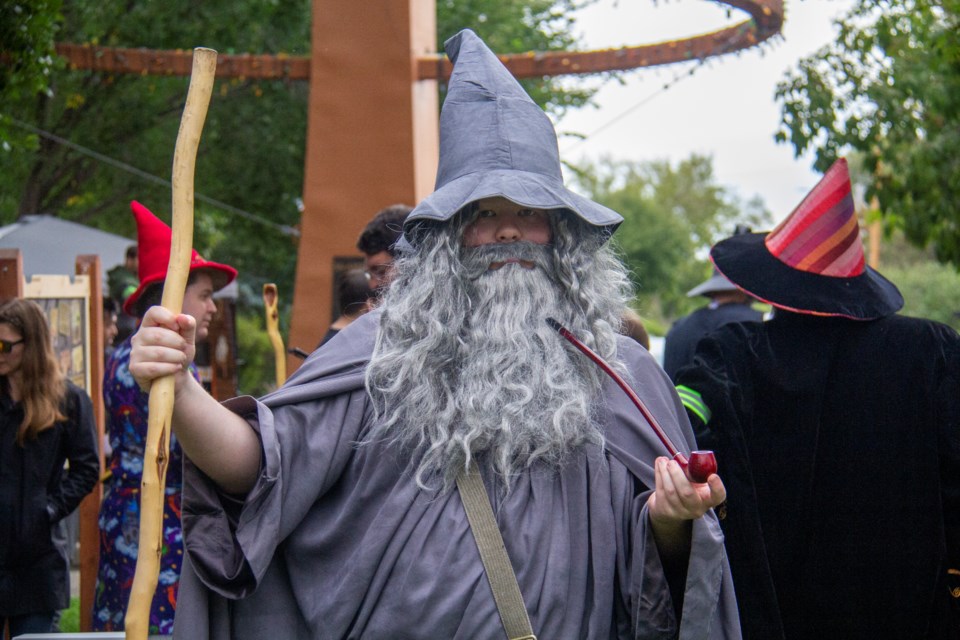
[403,29,623,245]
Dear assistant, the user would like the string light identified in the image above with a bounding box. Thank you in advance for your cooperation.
[4,116,300,238]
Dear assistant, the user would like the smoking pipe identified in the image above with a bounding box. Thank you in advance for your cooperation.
[546,317,717,483]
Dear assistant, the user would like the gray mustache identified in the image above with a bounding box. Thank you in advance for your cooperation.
[461,242,552,278]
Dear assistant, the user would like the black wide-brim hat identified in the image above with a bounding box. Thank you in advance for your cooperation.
[403,29,622,246]
[711,159,902,320]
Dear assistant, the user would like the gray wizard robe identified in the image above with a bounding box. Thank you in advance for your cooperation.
[174,311,740,639]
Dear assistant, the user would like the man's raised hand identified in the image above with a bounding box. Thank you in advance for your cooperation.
[129,305,198,394]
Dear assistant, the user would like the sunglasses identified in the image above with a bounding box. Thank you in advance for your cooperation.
[0,338,24,354]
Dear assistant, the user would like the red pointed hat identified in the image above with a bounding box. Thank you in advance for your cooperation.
[710,158,902,320]
[123,201,238,315]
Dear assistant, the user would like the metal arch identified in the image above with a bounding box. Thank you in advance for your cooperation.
[54,0,782,82]
[421,0,784,80]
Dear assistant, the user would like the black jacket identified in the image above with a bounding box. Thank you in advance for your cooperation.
[0,380,99,615]
[662,302,762,380]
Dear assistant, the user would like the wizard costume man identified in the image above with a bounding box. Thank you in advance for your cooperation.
[675,158,960,639]
[130,30,740,639]
[94,201,237,634]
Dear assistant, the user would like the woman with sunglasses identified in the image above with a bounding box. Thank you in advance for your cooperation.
[0,298,99,636]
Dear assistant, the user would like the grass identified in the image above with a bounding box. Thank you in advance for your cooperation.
[58,597,80,632]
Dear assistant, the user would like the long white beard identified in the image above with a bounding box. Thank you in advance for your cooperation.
[365,218,631,491]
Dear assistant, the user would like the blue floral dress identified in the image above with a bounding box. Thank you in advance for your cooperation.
[92,338,196,634]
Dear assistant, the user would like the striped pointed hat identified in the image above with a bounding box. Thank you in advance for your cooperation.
[710,158,902,319]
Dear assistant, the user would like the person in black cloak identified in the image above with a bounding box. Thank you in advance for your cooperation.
[675,158,960,639]
[130,30,739,639]
[662,261,762,381]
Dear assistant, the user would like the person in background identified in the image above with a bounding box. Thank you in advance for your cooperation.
[675,158,960,638]
[129,30,737,639]
[356,204,411,296]
[108,245,139,305]
[662,253,762,380]
[92,201,237,635]
[99,296,121,460]
[0,298,98,637]
[108,245,140,344]
[102,296,120,358]
[621,307,651,350]
[317,268,374,348]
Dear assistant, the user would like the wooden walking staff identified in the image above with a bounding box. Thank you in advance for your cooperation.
[263,283,287,386]
[125,47,217,640]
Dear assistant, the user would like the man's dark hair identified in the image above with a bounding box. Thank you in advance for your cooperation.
[356,204,412,257]
[338,268,374,316]
[125,245,138,260]
[133,271,205,318]
[103,296,119,315]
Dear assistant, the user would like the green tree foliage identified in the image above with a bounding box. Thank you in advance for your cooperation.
[0,0,596,257]
[885,262,960,331]
[868,230,960,331]
[0,0,597,392]
[775,0,960,266]
[0,0,64,151]
[235,310,279,397]
[1,0,313,295]
[570,154,769,324]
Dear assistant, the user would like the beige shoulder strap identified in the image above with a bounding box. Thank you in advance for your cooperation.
[457,460,537,640]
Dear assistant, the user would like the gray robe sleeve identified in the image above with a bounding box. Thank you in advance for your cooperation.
[181,314,378,599]
[608,337,741,639]
[182,387,372,599]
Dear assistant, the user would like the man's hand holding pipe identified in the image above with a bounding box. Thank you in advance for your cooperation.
[647,457,726,564]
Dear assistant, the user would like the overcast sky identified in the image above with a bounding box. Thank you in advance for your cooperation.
[554,0,857,226]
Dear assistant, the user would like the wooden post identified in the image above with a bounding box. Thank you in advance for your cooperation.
[206,298,237,401]
[288,0,438,370]
[0,250,18,640]
[263,284,285,388]
[868,197,882,269]
[0,249,23,299]
[75,255,105,632]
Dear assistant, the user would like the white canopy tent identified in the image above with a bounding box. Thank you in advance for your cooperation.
[0,214,237,298]
[0,214,133,280]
